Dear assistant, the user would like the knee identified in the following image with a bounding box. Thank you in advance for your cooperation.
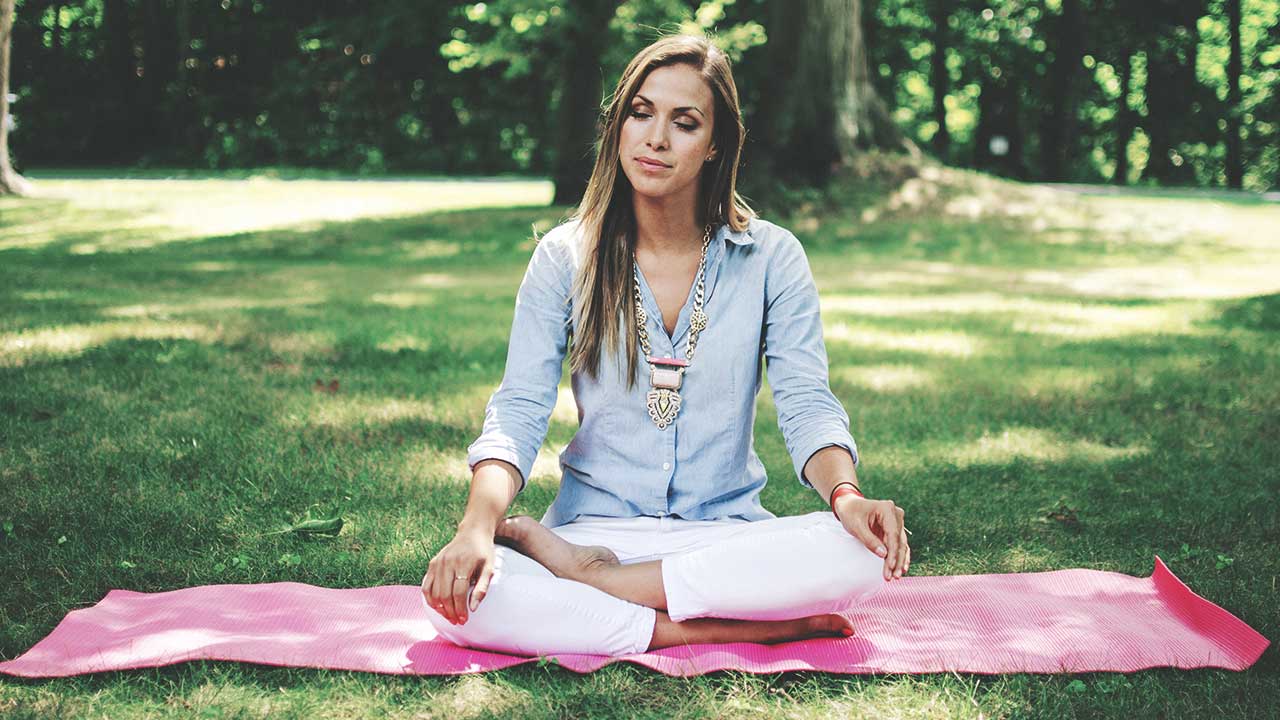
[422,546,551,654]
[809,524,888,605]
[422,570,530,654]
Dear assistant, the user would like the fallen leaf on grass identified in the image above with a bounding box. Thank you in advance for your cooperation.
[259,516,345,537]
[1044,502,1081,532]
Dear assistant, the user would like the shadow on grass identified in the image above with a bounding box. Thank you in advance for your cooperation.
[1,183,1277,713]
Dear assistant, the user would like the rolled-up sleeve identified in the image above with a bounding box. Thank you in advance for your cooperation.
[465,232,573,493]
[762,230,859,489]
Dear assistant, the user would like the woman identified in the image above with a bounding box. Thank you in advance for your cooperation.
[421,33,910,658]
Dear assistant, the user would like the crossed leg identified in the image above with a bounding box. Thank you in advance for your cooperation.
[495,514,880,650]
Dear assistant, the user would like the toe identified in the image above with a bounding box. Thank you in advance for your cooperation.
[809,613,853,637]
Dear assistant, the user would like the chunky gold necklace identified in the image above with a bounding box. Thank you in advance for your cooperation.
[633,223,713,430]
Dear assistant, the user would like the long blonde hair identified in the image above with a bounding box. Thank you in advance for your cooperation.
[552,33,756,392]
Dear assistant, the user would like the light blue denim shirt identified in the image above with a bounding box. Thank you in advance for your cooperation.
[466,216,858,528]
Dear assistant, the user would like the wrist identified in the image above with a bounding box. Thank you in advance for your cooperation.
[830,483,866,520]
[456,515,500,538]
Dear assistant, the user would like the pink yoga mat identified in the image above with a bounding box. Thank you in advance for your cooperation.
[0,556,1267,678]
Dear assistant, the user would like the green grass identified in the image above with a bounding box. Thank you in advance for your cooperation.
[1,168,1277,718]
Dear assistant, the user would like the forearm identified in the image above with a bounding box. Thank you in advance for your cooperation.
[802,444,860,505]
[455,459,521,536]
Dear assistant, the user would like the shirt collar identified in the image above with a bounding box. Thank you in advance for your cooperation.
[717,219,755,246]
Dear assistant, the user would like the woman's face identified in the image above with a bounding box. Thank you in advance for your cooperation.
[619,63,717,203]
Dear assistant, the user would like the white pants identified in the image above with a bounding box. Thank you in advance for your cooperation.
[423,510,888,657]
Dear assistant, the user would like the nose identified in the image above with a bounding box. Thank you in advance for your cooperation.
[646,121,668,151]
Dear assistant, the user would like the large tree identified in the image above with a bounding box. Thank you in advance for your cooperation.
[754,0,918,187]
[1041,0,1084,182]
[1224,0,1243,189]
[550,0,616,206]
[0,0,31,195]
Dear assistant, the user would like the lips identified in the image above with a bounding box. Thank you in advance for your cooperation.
[636,157,670,168]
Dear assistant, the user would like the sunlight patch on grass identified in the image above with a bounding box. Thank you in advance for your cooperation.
[369,291,436,308]
[995,544,1060,573]
[824,293,1202,339]
[401,443,569,486]
[1017,367,1106,397]
[397,239,464,260]
[872,426,1149,476]
[832,364,937,392]
[943,426,1148,468]
[823,269,956,290]
[827,322,984,357]
[186,261,242,272]
[263,331,335,357]
[16,290,71,301]
[305,396,440,427]
[376,333,436,354]
[436,674,527,718]
[1021,264,1280,300]
[0,321,214,367]
[550,384,582,426]
[1085,193,1280,251]
[410,272,464,288]
[0,177,553,251]
[102,296,322,318]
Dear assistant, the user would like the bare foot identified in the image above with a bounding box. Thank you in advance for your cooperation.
[648,611,855,651]
[494,515,620,583]
[800,612,856,640]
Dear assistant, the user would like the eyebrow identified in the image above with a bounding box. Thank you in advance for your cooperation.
[633,94,704,119]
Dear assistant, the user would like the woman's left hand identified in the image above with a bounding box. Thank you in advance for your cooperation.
[834,495,910,581]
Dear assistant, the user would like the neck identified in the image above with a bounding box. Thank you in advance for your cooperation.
[632,191,705,257]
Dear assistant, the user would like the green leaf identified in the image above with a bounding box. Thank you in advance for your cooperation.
[212,562,227,573]
[290,516,344,535]
[1066,679,1087,693]
[259,515,344,537]
[119,559,136,569]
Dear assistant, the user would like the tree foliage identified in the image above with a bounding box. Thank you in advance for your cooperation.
[5,0,1277,190]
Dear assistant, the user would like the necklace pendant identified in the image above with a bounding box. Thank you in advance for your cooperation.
[646,387,681,429]
[649,363,684,390]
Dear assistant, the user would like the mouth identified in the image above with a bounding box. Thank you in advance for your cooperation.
[635,157,670,169]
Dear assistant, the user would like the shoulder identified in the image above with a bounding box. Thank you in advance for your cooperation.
[742,217,810,281]
[533,217,586,271]
[742,216,803,259]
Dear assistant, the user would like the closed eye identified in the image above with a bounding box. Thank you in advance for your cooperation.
[629,110,697,132]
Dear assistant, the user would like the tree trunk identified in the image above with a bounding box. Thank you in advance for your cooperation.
[828,0,917,170]
[1042,0,1083,181]
[1225,0,1243,188]
[99,0,138,163]
[755,0,917,187]
[1112,45,1134,185]
[141,0,176,163]
[550,0,616,206]
[1142,0,1204,185]
[927,0,950,160]
[974,69,1026,179]
[0,0,32,195]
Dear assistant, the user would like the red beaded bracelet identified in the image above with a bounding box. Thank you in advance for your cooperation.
[829,481,864,520]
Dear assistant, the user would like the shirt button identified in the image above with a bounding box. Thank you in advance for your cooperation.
[662,462,671,470]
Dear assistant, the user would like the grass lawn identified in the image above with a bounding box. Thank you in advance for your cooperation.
[1,167,1276,718]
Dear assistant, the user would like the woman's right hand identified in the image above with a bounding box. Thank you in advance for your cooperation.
[422,526,496,626]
